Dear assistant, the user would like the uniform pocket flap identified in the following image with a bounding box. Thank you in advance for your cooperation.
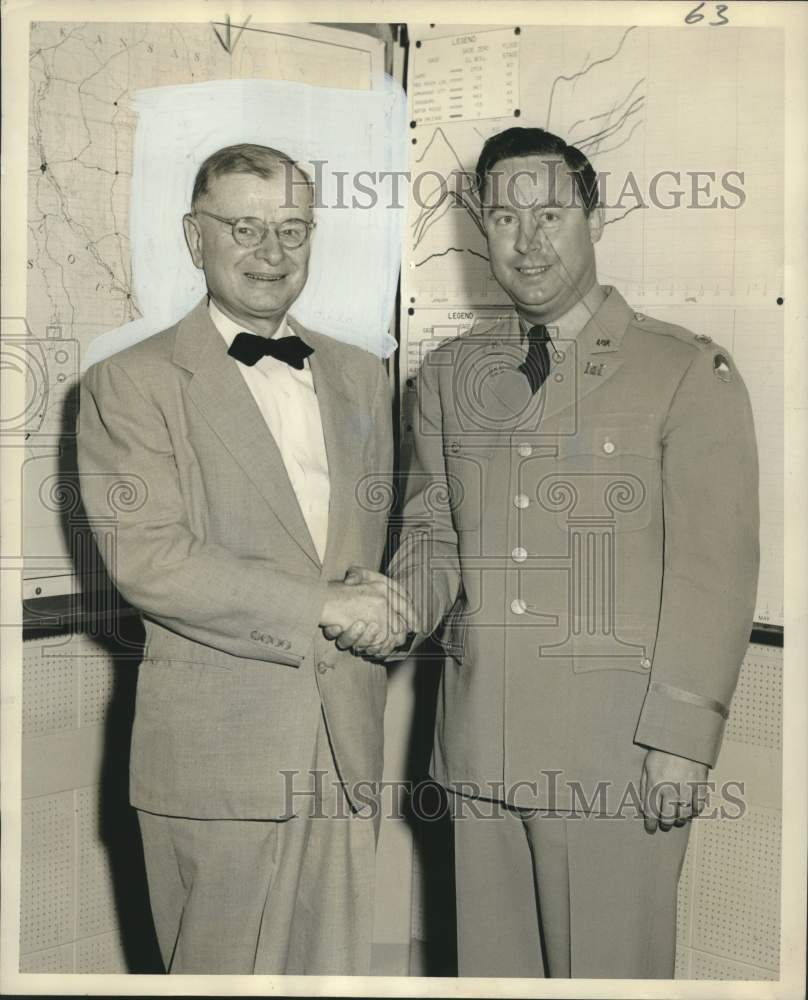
[556,418,658,461]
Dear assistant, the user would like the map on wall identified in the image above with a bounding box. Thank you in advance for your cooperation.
[23,20,385,595]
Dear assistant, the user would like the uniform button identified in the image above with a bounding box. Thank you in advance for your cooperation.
[514,494,529,509]
[634,312,645,322]
[510,598,527,615]
[640,657,651,670]
[517,442,532,457]
[554,373,564,382]
[603,439,616,455]
[555,350,566,363]
[317,661,330,674]
[511,546,528,563]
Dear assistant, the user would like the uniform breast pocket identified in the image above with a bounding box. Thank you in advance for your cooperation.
[442,438,493,531]
[538,420,660,534]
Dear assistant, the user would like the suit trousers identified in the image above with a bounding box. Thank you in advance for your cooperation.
[136,710,377,975]
[452,795,691,979]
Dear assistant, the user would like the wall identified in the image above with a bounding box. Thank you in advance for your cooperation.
[19,625,782,978]
[675,641,782,981]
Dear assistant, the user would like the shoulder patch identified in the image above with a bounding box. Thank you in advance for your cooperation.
[694,333,712,345]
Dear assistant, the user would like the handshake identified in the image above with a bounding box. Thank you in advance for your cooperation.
[319,566,421,659]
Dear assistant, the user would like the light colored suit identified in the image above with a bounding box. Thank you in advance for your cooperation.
[390,287,759,976]
[77,298,393,971]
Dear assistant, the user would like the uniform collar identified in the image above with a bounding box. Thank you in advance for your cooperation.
[575,285,635,356]
[514,286,631,348]
[516,283,616,339]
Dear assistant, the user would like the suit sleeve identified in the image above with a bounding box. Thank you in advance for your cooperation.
[371,358,395,533]
[388,348,462,640]
[633,346,760,765]
[77,359,329,665]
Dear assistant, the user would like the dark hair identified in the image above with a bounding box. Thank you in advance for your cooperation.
[474,127,599,215]
[190,143,313,209]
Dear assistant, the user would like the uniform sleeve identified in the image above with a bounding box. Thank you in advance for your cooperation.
[77,359,329,665]
[388,350,462,638]
[634,346,759,765]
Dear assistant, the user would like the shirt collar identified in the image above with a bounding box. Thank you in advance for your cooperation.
[518,284,612,343]
[208,296,289,346]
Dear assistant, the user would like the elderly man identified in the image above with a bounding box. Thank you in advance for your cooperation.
[337,127,759,979]
[77,143,411,974]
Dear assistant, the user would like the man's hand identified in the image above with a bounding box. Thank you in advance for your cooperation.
[639,749,709,833]
[320,567,420,656]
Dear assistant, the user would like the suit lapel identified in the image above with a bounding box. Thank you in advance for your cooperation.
[291,317,366,578]
[175,300,321,569]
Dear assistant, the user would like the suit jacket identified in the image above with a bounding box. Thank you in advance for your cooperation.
[390,288,759,811]
[77,299,393,819]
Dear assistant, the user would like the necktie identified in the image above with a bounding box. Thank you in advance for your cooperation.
[228,331,314,369]
[518,324,552,393]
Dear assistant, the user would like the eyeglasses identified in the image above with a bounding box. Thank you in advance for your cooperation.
[195,210,316,250]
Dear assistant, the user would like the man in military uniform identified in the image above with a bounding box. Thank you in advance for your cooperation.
[335,127,759,978]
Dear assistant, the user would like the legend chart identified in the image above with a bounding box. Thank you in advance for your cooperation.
[410,28,519,125]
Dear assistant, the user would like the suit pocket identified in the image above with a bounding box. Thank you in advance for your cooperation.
[133,659,236,753]
[142,620,237,670]
[140,650,233,674]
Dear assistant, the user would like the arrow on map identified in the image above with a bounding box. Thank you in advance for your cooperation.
[211,14,252,54]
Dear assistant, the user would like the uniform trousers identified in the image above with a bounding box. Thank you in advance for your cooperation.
[452,795,691,979]
[136,711,377,975]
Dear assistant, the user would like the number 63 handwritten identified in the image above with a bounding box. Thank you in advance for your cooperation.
[685,2,730,24]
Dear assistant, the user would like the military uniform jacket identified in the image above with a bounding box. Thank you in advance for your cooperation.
[77,299,393,820]
[390,287,759,811]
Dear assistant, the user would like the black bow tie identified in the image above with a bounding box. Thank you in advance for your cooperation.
[228,331,314,369]
[519,324,552,393]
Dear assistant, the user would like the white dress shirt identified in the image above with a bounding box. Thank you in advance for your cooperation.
[209,299,330,562]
